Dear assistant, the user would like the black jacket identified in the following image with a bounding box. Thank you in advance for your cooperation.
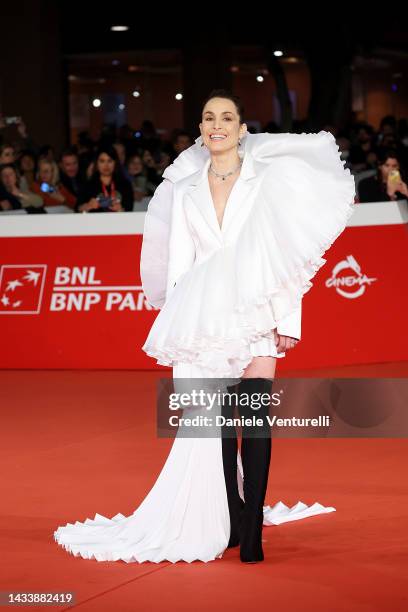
[59,171,87,199]
[0,183,22,209]
[358,175,406,203]
[76,174,134,212]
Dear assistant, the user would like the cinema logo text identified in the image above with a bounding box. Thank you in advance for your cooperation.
[325,254,377,299]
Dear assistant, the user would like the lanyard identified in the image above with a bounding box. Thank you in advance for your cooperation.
[102,179,116,200]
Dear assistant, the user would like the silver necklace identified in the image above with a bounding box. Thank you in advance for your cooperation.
[209,159,242,181]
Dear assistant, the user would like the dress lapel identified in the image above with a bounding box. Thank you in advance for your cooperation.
[185,152,258,240]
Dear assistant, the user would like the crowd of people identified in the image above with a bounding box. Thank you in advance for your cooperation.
[0,113,407,214]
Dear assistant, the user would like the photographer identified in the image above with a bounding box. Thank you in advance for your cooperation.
[75,145,133,213]
[31,159,76,208]
[0,163,43,209]
[358,149,408,203]
[58,148,87,207]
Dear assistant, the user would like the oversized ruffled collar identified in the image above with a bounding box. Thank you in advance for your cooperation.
[162,130,339,184]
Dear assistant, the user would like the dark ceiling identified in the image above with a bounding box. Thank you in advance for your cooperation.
[59,5,407,56]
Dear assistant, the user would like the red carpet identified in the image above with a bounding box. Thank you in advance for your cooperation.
[1,363,407,611]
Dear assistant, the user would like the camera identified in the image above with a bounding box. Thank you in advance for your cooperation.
[4,116,19,125]
[96,192,122,209]
[40,182,56,193]
[96,194,113,208]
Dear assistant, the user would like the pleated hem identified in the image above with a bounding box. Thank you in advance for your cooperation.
[53,500,336,564]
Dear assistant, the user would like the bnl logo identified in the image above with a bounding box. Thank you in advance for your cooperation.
[0,265,47,314]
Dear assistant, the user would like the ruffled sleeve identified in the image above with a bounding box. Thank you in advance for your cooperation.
[140,179,174,309]
[140,139,208,309]
[233,130,357,325]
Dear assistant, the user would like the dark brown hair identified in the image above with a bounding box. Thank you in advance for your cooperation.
[201,89,245,124]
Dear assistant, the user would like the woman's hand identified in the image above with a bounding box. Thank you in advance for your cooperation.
[78,198,100,212]
[274,330,299,353]
[16,191,29,203]
[387,176,408,199]
[50,188,66,204]
[394,180,408,197]
[108,198,124,212]
[16,117,28,138]
[387,181,397,199]
[10,187,23,198]
[133,188,147,202]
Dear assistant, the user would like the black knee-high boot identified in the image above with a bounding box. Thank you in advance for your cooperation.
[237,377,273,563]
[221,383,245,548]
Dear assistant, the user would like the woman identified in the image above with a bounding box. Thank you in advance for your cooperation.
[38,145,60,183]
[0,143,16,165]
[32,159,76,209]
[17,150,38,190]
[357,149,408,203]
[76,146,134,213]
[0,163,43,209]
[141,148,162,187]
[127,154,157,202]
[156,150,171,176]
[53,90,356,564]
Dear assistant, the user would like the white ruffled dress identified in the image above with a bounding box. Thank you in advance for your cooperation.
[141,130,356,378]
[53,131,355,564]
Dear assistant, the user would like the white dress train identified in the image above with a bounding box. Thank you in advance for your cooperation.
[53,361,336,564]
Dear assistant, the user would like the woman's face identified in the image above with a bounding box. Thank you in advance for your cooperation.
[128,156,143,175]
[20,154,35,171]
[0,147,15,164]
[113,143,126,165]
[380,157,399,179]
[43,148,54,162]
[382,124,395,137]
[142,150,155,167]
[382,134,396,148]
[39,162,53,183]
[357,128,370,143]
[199,97,246,153]
[174,134,192,154]
[1,167,17,189]
[157,152,170,171]
[97,153,115,176]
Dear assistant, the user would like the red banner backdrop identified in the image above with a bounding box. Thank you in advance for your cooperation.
[1,203,407,370]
